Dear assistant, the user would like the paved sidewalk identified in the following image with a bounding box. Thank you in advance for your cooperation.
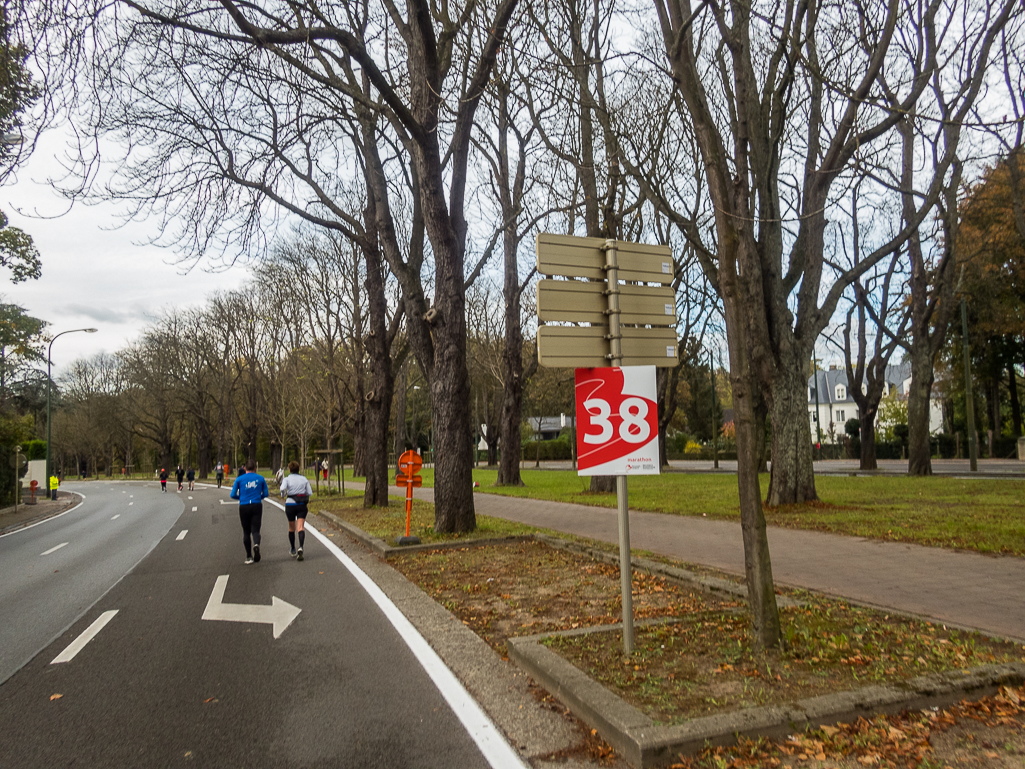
[388,485,1025,642]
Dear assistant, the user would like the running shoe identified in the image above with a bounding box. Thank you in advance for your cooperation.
[253,544,261,563]
[245,557,254,565]
[290,548,297,557]
[296,548,304,561]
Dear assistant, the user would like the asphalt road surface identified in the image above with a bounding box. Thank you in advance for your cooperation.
[0,482,183,684]
[0,482,523,768]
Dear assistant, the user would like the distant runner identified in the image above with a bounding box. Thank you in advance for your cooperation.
[186,467,195,491]
[215,462,224,488]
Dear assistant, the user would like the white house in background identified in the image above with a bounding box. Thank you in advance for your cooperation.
[807,362,944,442]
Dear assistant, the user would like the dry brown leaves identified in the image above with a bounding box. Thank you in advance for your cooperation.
[669,684,1025,768]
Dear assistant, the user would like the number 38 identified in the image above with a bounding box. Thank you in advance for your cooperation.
[582,398,651,444]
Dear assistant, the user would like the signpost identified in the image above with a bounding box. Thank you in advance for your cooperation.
[536,233,677,654]
[396,450,424,545]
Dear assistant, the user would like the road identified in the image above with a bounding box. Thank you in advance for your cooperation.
[0,482,524,768]
[0,482,183,684]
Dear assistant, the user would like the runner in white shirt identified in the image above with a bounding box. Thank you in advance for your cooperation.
[279,461,314,561]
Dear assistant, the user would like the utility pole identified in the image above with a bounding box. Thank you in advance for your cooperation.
[813,349,822,458]
[961,299,978,472]
[710,350,719,469]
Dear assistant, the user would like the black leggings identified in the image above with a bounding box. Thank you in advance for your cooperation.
[239,503,263,556]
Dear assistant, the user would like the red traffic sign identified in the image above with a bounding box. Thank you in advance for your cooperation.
[575,366,660,476]
[396,473,423,487]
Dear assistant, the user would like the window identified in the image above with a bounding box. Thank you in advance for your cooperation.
[811,411,818,422]
[835,409,845,422]
[835,384,846,400]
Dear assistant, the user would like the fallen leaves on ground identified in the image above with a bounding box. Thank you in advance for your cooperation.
[670,684,1025,768]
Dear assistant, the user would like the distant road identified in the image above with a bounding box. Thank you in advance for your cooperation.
[0,481,182,684]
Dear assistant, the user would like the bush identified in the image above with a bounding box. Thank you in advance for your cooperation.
[521,438,573,461]
[23,440,47,460]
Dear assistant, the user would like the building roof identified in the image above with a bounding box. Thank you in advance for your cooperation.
[808,362,911,406]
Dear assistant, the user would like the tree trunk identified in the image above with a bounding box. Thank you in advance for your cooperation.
[362,210,393,507]
[724,293,781,649]
[1008,360,1021,437]
[907,340,936,475]
[860,408,878,471]
[766,359,817,506]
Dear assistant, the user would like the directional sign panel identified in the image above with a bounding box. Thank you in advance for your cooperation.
[575,366,660,475]
[537,280,677,325]
[536,233,674,285]
[537,325,679,368]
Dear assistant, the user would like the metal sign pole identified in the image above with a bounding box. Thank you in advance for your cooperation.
[605,240,634,656]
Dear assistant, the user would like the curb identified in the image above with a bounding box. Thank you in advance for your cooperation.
[507,632,1025,768]
[316,510,533,558]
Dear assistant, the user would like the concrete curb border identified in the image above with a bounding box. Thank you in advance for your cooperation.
[507,631,1025,768]
[316,510,533,558]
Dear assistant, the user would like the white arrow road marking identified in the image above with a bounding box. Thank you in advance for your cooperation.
[41,542,68,556]
[51,611,118,664]
[201,575,300,639]
[192,506,198,512]
[111,515,120,520]
[176,530,188,540]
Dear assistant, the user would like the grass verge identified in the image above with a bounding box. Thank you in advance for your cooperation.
[349,468,1025,555]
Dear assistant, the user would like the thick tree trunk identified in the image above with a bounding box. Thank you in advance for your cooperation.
[362,219,393,507]
[496,370,525,486]
[766,360,817,506]
[907,340,936,475]
[859,409,878,470]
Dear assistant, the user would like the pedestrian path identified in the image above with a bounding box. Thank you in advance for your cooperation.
[363,483,1025,642]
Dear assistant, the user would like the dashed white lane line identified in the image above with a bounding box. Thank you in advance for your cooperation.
[41,542,68,556]
[188,496,193,500]
[279,498,527,769]
[51,611,119,664]
[192,506,198,512]
[176,530,188,540]
[111,514,120,520]
[129,502,134,506]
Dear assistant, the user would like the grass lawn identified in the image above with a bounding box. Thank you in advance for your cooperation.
[345,466,1025,556]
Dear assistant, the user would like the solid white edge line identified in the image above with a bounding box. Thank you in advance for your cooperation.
[176,530,188,541]
[51,610,118,664]
[41,542,69,555]
[0,493,86,539]
[271,499,525,769]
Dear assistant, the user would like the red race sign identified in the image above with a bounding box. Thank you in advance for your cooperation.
[575,366,659,476]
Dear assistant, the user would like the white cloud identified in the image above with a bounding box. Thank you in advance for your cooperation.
[0,129,249,373]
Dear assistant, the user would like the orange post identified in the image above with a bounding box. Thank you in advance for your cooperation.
[395,450,424,544]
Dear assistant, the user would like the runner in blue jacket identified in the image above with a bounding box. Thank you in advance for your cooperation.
[230,460,269,564]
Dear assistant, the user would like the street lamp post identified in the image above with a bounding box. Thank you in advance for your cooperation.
[46,328,98,497]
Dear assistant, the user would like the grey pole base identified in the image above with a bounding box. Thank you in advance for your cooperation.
[396,535,422,546]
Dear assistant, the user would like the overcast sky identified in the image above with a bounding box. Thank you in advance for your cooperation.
[1,130,248,375]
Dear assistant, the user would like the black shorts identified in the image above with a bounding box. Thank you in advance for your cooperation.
[285,503,308,522]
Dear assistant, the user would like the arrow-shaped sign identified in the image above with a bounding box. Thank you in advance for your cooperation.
[201,575,301,639]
